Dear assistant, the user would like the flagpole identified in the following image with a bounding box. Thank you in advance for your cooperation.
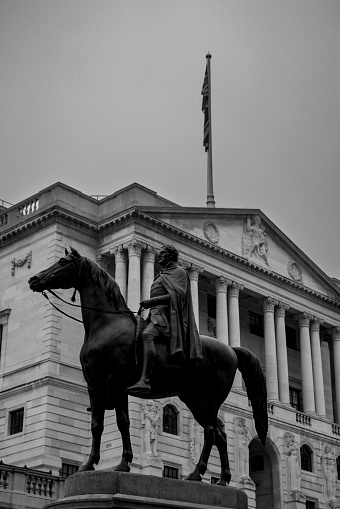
[206,54,215,208]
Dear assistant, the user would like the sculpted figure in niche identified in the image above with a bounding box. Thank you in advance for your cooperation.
[322,445,337,502]
[285,432,301,493]
[235,417,250,479]
[141,400,160,456]
[189,416,204,464]
[242,215,269,266]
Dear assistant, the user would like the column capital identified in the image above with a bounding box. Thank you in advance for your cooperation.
[189,264,204,281]
[295,312,313,327]
[228,281,244,298]
[142,245,157,264]
[214,276,232,293]
[178,258,191,270]
[275,301,289,317]
[310,317,324,332]
[262,297,278,313]
[125,238,144,257]
[331,326,340,341]
[111,244,128,262]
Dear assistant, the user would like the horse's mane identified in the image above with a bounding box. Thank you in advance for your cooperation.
[82,257,128,310]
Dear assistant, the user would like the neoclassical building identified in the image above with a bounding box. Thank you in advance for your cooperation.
[1,182,340,509]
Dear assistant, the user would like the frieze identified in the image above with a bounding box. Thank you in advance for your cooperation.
[11,251,32,276]
[203,221,220,244]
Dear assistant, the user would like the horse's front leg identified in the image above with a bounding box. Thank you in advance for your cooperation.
[114,390,132,472]
[186,423,215,482]
[79,393,105,472]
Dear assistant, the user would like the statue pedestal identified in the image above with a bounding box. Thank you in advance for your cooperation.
[44,470,248,509]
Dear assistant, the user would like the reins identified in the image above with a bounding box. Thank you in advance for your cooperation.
[42,289,140,324]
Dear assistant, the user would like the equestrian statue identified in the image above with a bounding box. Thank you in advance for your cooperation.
[29,245,268,485]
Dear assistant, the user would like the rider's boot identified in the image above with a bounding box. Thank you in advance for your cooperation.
[127,338,155,395]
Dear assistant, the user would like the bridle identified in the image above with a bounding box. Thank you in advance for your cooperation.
[40,256,139,323]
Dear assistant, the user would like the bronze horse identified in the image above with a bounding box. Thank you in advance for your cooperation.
[29,247,267,484]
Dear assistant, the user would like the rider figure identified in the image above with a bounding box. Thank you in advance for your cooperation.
[127,245,205,395]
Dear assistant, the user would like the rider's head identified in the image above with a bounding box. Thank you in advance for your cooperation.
[159,245,179,266]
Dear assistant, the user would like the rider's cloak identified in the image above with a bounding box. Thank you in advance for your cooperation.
[159,263,205,362]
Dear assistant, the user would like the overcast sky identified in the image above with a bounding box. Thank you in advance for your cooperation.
[1,1,339,278]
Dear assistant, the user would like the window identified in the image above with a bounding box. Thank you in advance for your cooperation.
[337,456,340,480]
[60,463,79,478]
[249,311,264,337]
[300,445,313,472]
[0,324,3,359]
[286,325,299,351]
[163,404,178,435]
[250,454,264,473]
[9,408,24,435]
[289,387,302,411]
[306,501,316,509]
[163,466,179,479]
[211,476,219,484]
[207,294,216,319]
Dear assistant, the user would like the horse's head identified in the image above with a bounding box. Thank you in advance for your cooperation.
[28,247,82,293]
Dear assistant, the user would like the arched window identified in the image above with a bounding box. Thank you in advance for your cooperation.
[163,404,178,435]
[300,444,313,472]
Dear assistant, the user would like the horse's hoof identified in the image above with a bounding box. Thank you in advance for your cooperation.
[185,472,202,482]
[114,461,130,472]
[78,464,95,472]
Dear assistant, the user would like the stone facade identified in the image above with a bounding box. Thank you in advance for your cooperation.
[1,182,340,509]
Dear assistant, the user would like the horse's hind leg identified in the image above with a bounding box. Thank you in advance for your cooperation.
[214,418,231,485]
[79,391,105,472]
[113,391,132,472]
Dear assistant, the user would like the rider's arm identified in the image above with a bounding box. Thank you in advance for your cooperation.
[140,295,171,309]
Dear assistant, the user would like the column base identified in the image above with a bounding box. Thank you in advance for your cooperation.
[45,470,248,509]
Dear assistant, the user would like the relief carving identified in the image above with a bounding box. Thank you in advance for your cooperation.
[242,215,269,266]
[141,400,160,457]
[234,417,252,482]
[11,251,32,276]
[189,415,204,464]
[203,222,220,244]
[288,261,303,283]
[284,432,301,494]
[321,445,337,503]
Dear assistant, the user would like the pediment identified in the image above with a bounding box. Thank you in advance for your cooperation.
[140,207,340,301]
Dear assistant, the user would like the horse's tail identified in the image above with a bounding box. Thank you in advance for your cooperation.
[232,346,268,446]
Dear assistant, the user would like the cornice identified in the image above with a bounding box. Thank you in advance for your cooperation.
[113,210,340,310]
[0,207,98,247]
[1,206,339,310]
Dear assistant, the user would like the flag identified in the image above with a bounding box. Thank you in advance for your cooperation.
[201,65,209,152]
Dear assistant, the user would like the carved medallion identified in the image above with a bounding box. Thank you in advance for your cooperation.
[288,261,302,283]
[203,222,220,244]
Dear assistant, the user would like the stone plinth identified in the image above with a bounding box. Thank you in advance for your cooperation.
[44,470,247,509]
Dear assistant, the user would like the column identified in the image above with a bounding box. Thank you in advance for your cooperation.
[310,317,326,417]
[228,282,244,389]
[141,245,156,318]
[296,313,315,414]
[125,239,143,312]
[263,297,279,402]
[214,276,230,345]
[188,264,203,328]
[112,245,128,300]
[331,326,340,422]
[275,302,290,405]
